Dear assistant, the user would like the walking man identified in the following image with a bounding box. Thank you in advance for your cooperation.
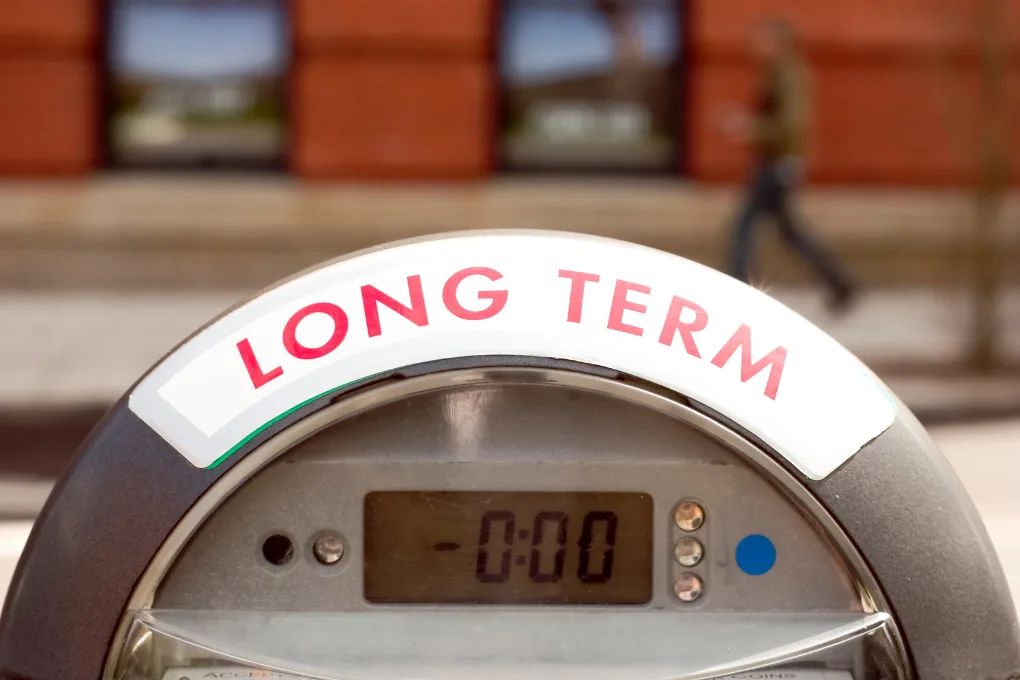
[721,17,857,312]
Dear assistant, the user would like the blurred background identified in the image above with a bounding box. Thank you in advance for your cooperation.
[0,0,1018,607]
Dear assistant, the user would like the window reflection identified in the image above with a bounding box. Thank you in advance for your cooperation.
[500,0,681,172]
[108,0,287,169]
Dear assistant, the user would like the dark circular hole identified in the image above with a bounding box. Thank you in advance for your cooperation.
[262,534,295,566]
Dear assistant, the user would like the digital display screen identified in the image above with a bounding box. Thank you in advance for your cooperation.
[364,491,653,604]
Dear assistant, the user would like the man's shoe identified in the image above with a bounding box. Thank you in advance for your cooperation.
[826,284,857,314]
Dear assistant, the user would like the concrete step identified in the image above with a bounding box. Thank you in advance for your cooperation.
[3,178,1018,246]
[1,178,1018,289]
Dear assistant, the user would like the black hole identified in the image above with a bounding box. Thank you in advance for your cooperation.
[262,534,295,566]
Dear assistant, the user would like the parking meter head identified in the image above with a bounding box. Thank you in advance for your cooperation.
[0,232,1015,680]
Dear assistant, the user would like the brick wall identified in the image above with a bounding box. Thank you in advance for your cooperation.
[0,0,97,175]
[0,0,1014,185]
[291,0,494,178]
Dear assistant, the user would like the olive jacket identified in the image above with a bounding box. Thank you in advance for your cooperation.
[753,52,811,161]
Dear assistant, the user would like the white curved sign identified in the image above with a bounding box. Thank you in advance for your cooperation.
[129,231,895,479]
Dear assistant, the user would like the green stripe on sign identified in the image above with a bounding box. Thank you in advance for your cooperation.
[205,371,393,469]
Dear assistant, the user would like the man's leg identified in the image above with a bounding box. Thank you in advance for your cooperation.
[729,168,769,283]
[767,166,856,306]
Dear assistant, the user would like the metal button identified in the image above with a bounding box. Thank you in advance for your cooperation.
[674,501,705,531]
[313,534,345,565]
[674,537,704,567]
[673,573,704,602]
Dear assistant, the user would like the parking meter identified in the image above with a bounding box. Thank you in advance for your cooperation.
[0,232,1017,680]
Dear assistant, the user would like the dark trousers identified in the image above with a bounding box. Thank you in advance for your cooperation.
[730,161,853,297]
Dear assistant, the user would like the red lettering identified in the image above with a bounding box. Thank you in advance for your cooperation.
[711,324,787,400]
[658,296,708,358]
[282,302,349,360]
[607,279,650,336]
[443,267,508,320]
[236,339,283,389]
[361,275,429,337]
[558,269,601,323]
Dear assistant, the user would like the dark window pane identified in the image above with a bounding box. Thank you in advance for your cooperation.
[107,0,288,170]
[500,0,681,172]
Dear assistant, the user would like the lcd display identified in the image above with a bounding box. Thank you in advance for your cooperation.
[364,491,653,604]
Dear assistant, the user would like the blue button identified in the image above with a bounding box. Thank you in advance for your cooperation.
[736,534,776,575]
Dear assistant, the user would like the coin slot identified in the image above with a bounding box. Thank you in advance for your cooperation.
[262,534,295,566]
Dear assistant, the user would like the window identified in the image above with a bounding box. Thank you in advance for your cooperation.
[499,0,682,173]
[107,0,288,170]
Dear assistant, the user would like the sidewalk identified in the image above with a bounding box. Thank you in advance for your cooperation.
[0,177,1018,289]
[1,287,1017,410]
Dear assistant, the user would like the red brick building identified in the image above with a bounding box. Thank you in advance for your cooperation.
[1,0,1016,184]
